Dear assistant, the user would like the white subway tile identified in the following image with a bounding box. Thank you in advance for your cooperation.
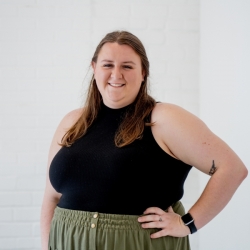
[18,6,55,18]
[0,6,18,17]
[93,4,130,18]
[0,0,36,4]
[0,17,36,30]
[0,29,18,41]
[0,223,32,237]
[32,223,40,236]
[0,208,12,221]
[0,177,16,190]
[0,238,17,249]
[185,19,199,31]
[56,5,91,18]
[32,192,43,206]
[37,17,73,30]
[131,4,169,17]
[0,193,32,206]
[129,18,148,30]
[14,207,40,221]
[148,17,167,30]
[166,18,184,30]
[92,18,129,32]
[16,176,45,190]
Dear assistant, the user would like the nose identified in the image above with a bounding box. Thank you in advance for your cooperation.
[111,66,123,79]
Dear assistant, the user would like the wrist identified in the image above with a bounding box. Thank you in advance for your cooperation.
[181,213,197,234]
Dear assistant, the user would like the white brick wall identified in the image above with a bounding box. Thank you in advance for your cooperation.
[0,0,199,249]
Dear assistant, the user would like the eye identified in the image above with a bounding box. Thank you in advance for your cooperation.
[123,65,133,69]
[103,64,113,68]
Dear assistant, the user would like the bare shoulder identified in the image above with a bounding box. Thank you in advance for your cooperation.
[151,102,233,173]
[151,102,207,141]
[47,108,84,166]
[55,108,83,138]
[152,102,202,125]
[59,108,84,130]
[150,102,206,157]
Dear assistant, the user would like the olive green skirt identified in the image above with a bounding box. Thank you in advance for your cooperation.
[49,201,190,250]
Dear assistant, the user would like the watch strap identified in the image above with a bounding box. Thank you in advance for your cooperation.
[181,213,197,234]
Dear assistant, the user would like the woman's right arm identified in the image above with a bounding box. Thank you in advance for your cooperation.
[40,109,83,250]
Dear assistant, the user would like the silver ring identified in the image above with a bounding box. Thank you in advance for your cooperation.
[159,216,163,222]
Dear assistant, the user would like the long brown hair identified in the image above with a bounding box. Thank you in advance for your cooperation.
[61,30,156,147]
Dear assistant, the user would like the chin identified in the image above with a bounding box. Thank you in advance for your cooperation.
[104,100,128,109]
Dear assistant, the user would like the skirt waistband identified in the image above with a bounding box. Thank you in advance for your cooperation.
[52,201,185,231]
[53,207,142,230]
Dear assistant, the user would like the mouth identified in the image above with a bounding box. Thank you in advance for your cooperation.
[108,82,125,87]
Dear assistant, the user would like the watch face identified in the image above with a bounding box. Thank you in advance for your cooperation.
[182,213,194,225]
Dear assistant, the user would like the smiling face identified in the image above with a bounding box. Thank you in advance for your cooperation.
[92,42,145,109]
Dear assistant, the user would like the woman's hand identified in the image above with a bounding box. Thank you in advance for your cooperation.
[137,206,190,238]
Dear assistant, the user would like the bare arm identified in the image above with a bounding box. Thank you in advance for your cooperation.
[40,183,61,250]
[188,153,246,231]
[138,103,248,237]
[40,109,82,250]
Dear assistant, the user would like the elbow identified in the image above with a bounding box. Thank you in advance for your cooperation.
[227,163,248,186]
[237,164,248,184]
[242,166,248,180]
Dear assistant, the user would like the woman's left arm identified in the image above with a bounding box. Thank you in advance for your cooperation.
[138,103,248,237]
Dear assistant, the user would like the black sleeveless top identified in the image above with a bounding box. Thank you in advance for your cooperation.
[49,103,192,215]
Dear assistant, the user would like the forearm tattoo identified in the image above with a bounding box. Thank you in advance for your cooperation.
[209,160,217,175]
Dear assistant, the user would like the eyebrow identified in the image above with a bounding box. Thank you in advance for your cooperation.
[101,60,136,65]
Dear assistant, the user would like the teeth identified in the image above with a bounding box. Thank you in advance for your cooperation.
[109,83,124,87]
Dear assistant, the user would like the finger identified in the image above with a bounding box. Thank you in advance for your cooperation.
[141,221,162,229]
[150,230,167,239]
[143,207,164,215]
[138,214,161,223]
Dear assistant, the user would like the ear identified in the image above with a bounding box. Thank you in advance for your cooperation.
[91,61,96,72]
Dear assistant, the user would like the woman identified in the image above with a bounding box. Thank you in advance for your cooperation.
[40,30,248,250]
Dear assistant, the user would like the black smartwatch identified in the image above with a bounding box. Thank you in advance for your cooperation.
[181,213,197,234]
